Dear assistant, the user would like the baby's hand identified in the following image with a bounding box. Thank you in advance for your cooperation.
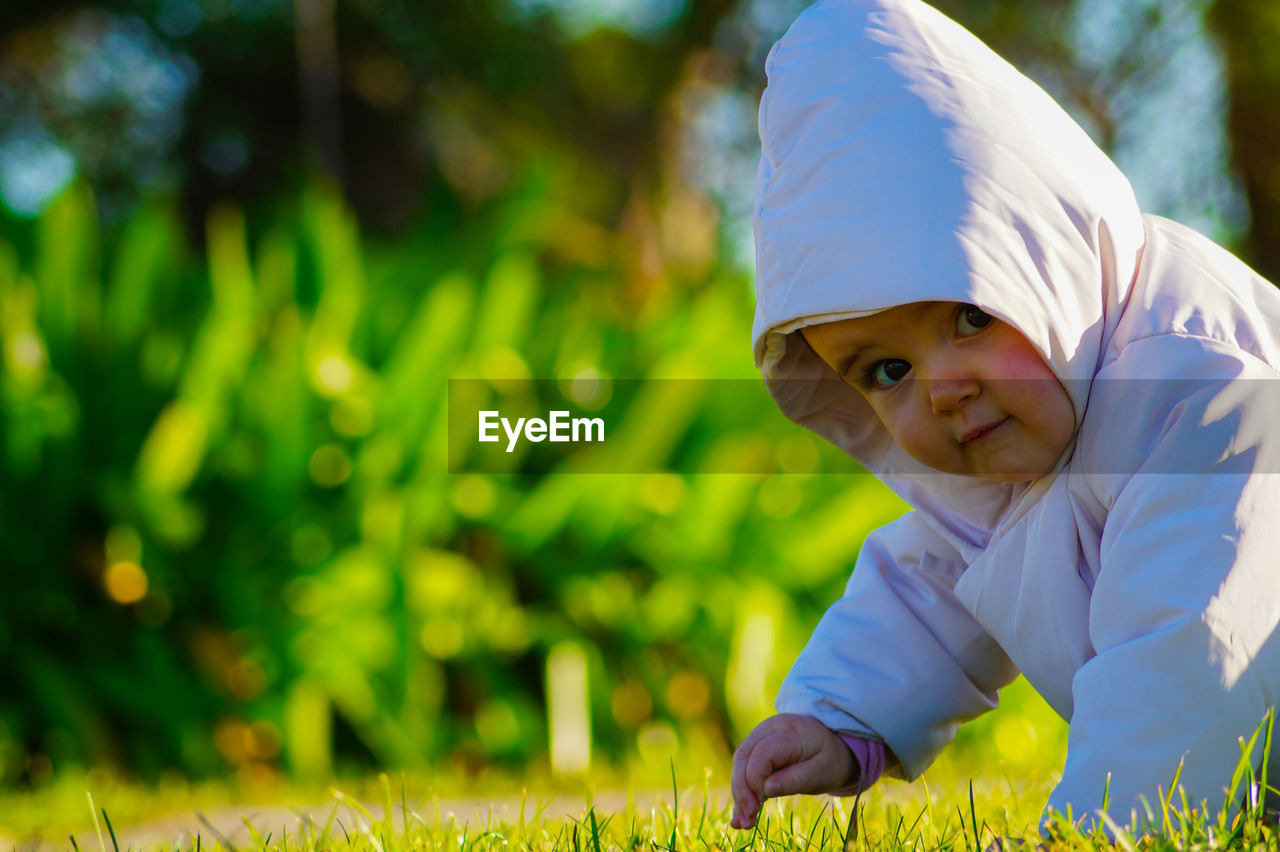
[729,713,857,830]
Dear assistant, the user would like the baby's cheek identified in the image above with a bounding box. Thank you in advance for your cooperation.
[991,345,1051,380]
[895,421,962,471]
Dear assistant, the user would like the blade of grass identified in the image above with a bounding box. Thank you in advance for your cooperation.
[802,801,828,851]
[669,760,678,852]
[196,810,238,852]
[1136,793,1155,830]
[319,800,341,848]
[956,805,974,852]
[240,816,266,846]
[697,769,710,840]
[382,772,395,836]
[588,808,605,852]
[1098,811,1137,852]
[1162,757,1184,837]
[902,803,926,841]
[100,810,120,852]
[401,773,417,833]
[841,793,859,852]
[967,780,980,852]
[1226,728,1262,827]
[87,793,106,852]
[332,786,379,824]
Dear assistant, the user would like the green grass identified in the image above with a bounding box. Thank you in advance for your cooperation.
[7,750,1279,852]
[0,765,1050,852]
[4,691,1270,850]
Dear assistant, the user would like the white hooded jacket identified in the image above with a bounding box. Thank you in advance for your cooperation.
[752,0,1280,828]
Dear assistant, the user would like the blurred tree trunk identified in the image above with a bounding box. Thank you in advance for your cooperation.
[1205,0,1280,282]
[296,0,344,186]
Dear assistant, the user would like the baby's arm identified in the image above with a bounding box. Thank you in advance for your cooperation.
[729,513,1016,828]
[775,512,1019,778]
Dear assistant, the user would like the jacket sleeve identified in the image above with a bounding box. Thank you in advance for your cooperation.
[1051,336,1280,830]
[775,511,1020,779]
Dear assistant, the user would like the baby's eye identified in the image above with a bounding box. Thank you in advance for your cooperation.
[956,305,993,336]
[864,359,911,390]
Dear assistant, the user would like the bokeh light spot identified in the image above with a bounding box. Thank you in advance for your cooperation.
[479,346,532,381]
[214,718,253,765]
[10,332,46,371]
[452,474,496,519]
[637,473,685,515]
[777,434,820,474]
[354,56,413,109]
[475,698,521,753]
[104,561,148,604]
[309,444,351,487]
[290,524,333,566]
[0,133,77,217]
[637,721,679,767]
[756,475,801,517]
[420,617,464,659]
[488,607,532,654]
[105,524,143,564]
[665,670,710,719]
[201,129,249,176]
[227,657,267,700]
[316,355,355,394]
[565,365,611,410]
[247,720,282,760]
[610,681,652,728]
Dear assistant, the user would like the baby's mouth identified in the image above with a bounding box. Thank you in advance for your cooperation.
[960,417,1009,444]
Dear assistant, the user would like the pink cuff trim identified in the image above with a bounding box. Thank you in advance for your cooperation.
[829,734,885,796]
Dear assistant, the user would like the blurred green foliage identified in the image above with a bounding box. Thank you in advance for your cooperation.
[0,168,960,786]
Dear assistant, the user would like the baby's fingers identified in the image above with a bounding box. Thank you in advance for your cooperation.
[739,732,817,825]
[730,750,816,830]
[759,755,830,797]
[729,762,763,830]
[732,734,791,828]
[730,730,774,827]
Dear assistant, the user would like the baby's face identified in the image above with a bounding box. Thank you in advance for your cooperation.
[800,302,1075,483]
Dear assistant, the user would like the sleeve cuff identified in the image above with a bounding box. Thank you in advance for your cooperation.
[829,734,885,796]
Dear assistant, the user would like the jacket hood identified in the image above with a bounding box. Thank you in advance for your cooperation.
[751,0,1146,554]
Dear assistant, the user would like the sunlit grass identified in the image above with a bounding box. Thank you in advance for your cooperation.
[7,759,1280,852]
[0,761,1054,851]
[5,741,1280,852]
[0,680,1069,844]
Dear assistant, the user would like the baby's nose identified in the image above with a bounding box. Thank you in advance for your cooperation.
[929,375,980,413]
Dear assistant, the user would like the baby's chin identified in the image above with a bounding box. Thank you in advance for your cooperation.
[971,469,1045,484]
[905,451,1052,483]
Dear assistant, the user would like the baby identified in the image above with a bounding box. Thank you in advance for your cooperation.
[731,0,1280,834]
